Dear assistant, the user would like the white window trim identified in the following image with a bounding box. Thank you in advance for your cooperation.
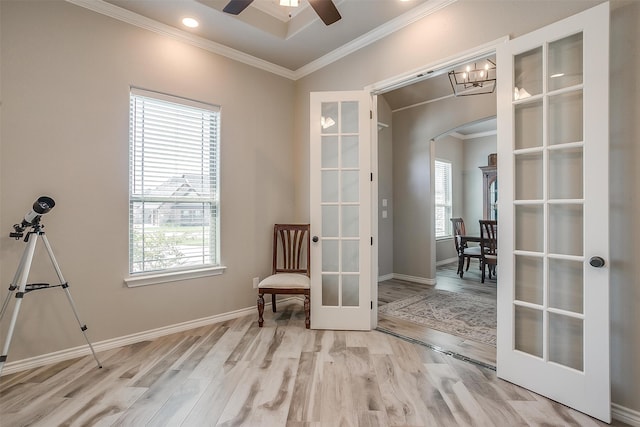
[128,87,221,279]
[124,265,227,288]
[434,158,453,239]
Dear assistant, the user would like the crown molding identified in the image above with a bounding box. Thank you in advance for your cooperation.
[293,0,457,79]
[66,0,297,80]
[448,129,497,140]
[67,0,455,81]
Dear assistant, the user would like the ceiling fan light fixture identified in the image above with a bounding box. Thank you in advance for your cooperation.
[280,0,299,7]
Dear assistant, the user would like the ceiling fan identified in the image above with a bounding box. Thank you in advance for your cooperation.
[223,0,342,26]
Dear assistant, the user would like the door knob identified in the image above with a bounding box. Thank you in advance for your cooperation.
[312,236,319,243]
[589,256,605,268]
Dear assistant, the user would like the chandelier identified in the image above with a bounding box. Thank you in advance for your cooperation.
[448,59,496,96]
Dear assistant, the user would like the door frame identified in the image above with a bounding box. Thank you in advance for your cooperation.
[365,37,508,328]
[363,5,612,420]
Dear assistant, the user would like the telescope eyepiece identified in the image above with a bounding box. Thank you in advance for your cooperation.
[19,196,55,228]
[33,196,55,215]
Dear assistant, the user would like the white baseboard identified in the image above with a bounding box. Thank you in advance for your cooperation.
[1,297,298,376]
[377,273,394,282]
[391,273,437,285]
[612,403,640,426]
[377,273,437,285]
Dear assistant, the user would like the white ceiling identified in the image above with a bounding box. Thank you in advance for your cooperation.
[71,0,499,111]
[74,0,454,77]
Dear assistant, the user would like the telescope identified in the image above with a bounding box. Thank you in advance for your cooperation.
[0,195,102,375]
[10,196,55,239]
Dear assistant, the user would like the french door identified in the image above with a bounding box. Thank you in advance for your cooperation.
[309,91,372,330]
[496,3,610,422]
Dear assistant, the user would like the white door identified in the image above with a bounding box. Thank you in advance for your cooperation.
[496,3,610,422]
[309,91,372,330]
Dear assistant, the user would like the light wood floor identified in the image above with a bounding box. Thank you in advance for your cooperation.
[377,261,497,367]
[0,301,625,426]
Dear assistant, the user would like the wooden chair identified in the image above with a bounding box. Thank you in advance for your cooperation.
[257,224,310,329]
[479,219,498,283]
[450,217,482,278]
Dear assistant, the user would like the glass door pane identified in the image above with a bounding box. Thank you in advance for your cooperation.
[548,32,583,91]
[512,32,586,371]
[319,100,361,309]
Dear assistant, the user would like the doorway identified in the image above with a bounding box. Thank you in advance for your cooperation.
[377,116,498,367]
[371,48,499,367]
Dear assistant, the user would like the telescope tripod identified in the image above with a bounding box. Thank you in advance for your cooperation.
[0,225,102,377]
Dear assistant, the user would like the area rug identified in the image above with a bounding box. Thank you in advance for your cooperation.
[378,289,496,345]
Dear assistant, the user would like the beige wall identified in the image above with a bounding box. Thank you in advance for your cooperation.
[0,1,296,360]
[609,0,640,414]
[294,0,638,414]
[433,133,496,264]
[377,97,393,277]
[390,94,495,279]
[463,134,497,235]
[1,0,638,416]
[434,135,464,264]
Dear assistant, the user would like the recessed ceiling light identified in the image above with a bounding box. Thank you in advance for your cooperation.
[182,17,199,28]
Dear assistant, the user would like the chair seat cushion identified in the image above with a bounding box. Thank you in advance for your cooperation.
[258,273,310,289]
[464,246,482,256]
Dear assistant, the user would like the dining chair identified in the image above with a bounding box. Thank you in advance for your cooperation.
[257,224,310,329]
[479,219,498,283]
[450,217,482,277]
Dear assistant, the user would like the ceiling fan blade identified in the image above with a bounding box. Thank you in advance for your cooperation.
[223,0,254,15]
[308,0,342,26]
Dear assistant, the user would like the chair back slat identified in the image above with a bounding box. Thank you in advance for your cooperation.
[450,217,467,251]
[479,220,498,255]
[273,224,310,276]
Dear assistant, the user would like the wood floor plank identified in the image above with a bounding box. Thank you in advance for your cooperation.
[180,360,249,425]
[424,362,493,427]
[0,301,626,427]
[246,356,297,425]
[145,376,210,426]
[112,368,190,426]
[319,357,358,426]
[287,351,320,423]
[345,347,386,413]
[371,353,435,426]
[346,330,394,355]
[378,263,497,367]
[0,351,103,413]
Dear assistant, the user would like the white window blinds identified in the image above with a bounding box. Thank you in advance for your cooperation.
[129,88,220,274]
[434,159,452,238]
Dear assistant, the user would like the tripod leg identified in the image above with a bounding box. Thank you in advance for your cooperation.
[0,287,16,324]
[0,239,36,322]
[41,235,102,369]
[0,234,39,376]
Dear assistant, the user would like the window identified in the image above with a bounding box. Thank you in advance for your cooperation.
[434,159,452,239]
[129,88,220,275]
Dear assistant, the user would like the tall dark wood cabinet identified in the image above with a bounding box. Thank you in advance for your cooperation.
[480,165,497,220]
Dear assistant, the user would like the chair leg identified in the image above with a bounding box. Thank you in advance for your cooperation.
[272,294,277,312]
[257,293,265,327]
[481,261,486,283]
[465,256,471,271]
[304,294,310,329]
